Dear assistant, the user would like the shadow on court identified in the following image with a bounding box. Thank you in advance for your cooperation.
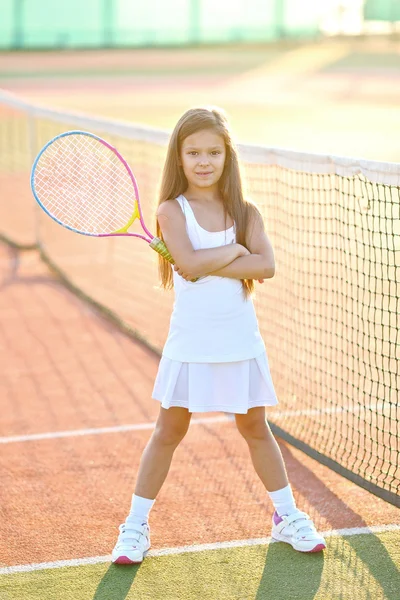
[93,564,140,600]
[90,441,399,600]
[256,543,324,599]
[254,442,399,600]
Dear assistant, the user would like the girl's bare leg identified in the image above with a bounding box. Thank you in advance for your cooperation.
[134,406,192,499]
[235,407,288,492]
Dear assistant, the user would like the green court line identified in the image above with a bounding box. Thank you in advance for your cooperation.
[1,532,399,600]
[0,65,253,79]
[321,51,400,73]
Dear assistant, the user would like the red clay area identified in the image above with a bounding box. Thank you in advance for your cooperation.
[0,244,399,567]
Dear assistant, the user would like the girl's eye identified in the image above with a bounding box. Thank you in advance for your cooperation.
[187,151,221,156]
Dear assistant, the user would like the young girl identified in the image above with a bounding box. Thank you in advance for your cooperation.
[111,107,326,564]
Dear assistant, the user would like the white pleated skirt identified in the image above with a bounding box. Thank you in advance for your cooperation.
[152,353,278,414]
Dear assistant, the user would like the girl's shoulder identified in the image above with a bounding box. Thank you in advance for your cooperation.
[244,198,263,224]
[157,198,184,219]
[243,199,265,243]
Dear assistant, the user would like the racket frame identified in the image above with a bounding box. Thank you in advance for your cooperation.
[31,130,198,280]
[30,130,152,242]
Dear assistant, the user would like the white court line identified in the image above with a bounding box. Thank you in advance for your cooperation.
[0,402,385,444]
[1,523,399,576]
[0,416,231,444]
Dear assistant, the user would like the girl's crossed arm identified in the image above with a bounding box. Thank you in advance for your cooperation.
[157,200,249,280]
[209,209,275,281]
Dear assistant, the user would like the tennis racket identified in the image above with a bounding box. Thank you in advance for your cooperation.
[30,130,197,280]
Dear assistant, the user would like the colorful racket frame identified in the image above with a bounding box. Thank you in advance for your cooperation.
[30,130,175,264]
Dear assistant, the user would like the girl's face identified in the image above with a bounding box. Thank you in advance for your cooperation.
[180,129,226,192]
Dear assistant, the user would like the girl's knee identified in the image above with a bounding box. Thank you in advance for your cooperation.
[154,411,191,446]
[235,410,270,442]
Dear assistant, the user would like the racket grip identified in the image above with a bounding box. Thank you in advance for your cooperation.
[150,237,199,283]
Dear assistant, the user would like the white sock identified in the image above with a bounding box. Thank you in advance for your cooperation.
[127,494,155,524]
[267,484,297,517]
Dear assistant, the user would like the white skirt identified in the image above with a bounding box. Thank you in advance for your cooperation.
[152,352,278,414]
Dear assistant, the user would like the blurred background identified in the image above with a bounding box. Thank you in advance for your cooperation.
[2,0,400,47]
[0,0,399,160]
[0,0,399,511]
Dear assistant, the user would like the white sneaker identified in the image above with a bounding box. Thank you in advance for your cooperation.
[271,510,326,553]
[111,521,151,564]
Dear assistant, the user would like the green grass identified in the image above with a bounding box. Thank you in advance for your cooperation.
[1,532,399,600]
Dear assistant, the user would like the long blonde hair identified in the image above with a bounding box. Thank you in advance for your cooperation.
[157,106,257,296]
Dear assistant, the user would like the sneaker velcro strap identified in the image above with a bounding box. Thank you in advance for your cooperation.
[122,523,146,534]
[119,523,147,542]
[283,511,310,526]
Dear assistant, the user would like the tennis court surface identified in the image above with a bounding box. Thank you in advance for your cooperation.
[0,244,399,599]
[1,41,400,599]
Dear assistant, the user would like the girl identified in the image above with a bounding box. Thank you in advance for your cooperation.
[111,107,326,564]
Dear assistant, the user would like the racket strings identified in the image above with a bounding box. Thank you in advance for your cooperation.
[34,135,136,234]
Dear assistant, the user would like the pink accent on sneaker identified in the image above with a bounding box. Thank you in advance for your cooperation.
[113,556,142,565]
[271,509,326,553]
[306,543,326,553]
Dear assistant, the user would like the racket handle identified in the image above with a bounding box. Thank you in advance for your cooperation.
[149,237,199,283]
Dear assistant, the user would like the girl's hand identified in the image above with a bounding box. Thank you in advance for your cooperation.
[174,264,192,281]
[257,279,264,284]
[236,244,251,258]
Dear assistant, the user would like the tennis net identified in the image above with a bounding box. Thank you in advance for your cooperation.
[1,89,399,506]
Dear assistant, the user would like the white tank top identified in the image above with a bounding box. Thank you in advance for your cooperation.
[162,195,265,363]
